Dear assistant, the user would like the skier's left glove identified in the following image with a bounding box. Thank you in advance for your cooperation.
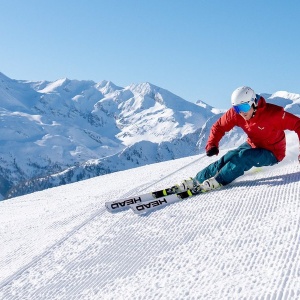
[206,146,219,157]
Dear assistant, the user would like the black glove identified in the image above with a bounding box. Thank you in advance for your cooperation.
[206,146,219,157]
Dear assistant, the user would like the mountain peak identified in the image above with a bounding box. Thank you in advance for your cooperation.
[129,82,160,96]
[38,78,70,93]
[96,80,123,94]
[0,72,12,82]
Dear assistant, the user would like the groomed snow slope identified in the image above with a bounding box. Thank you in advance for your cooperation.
[0,132,299,300]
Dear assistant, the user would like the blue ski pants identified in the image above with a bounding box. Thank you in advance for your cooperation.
[195,142,279,185]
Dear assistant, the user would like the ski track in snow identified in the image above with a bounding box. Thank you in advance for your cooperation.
[0,153,300,299]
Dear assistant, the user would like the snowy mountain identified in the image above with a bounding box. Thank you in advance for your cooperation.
[0,72,214,199]
[0,131,299,299]
[1,72,300,200]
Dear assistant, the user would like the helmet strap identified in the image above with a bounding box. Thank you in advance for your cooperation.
[251,104,257,118]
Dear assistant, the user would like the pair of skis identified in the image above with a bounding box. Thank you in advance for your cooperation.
[105,186,200,215]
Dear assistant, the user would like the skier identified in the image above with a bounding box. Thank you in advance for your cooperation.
[180,86,300,193]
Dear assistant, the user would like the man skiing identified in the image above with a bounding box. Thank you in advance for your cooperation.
[180,86,300,193]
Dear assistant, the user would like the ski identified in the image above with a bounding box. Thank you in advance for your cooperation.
[105,187,177,213]
[131,189,196,215]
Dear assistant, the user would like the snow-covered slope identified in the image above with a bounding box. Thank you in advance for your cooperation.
[0,132,299,299]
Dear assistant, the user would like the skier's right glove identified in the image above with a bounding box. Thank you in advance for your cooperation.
[206,146,219,157]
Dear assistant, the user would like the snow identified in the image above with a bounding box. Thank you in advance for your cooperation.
[0,132,299,299]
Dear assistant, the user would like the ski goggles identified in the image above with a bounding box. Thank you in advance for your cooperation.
[233,102,252,114]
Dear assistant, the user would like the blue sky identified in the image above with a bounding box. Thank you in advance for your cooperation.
[1,0,299,108]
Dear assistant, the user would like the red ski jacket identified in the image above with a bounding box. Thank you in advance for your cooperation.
[206,96,300,161]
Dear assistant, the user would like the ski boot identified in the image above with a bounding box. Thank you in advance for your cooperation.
[175,178,203,194]
[200,177,221,192]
